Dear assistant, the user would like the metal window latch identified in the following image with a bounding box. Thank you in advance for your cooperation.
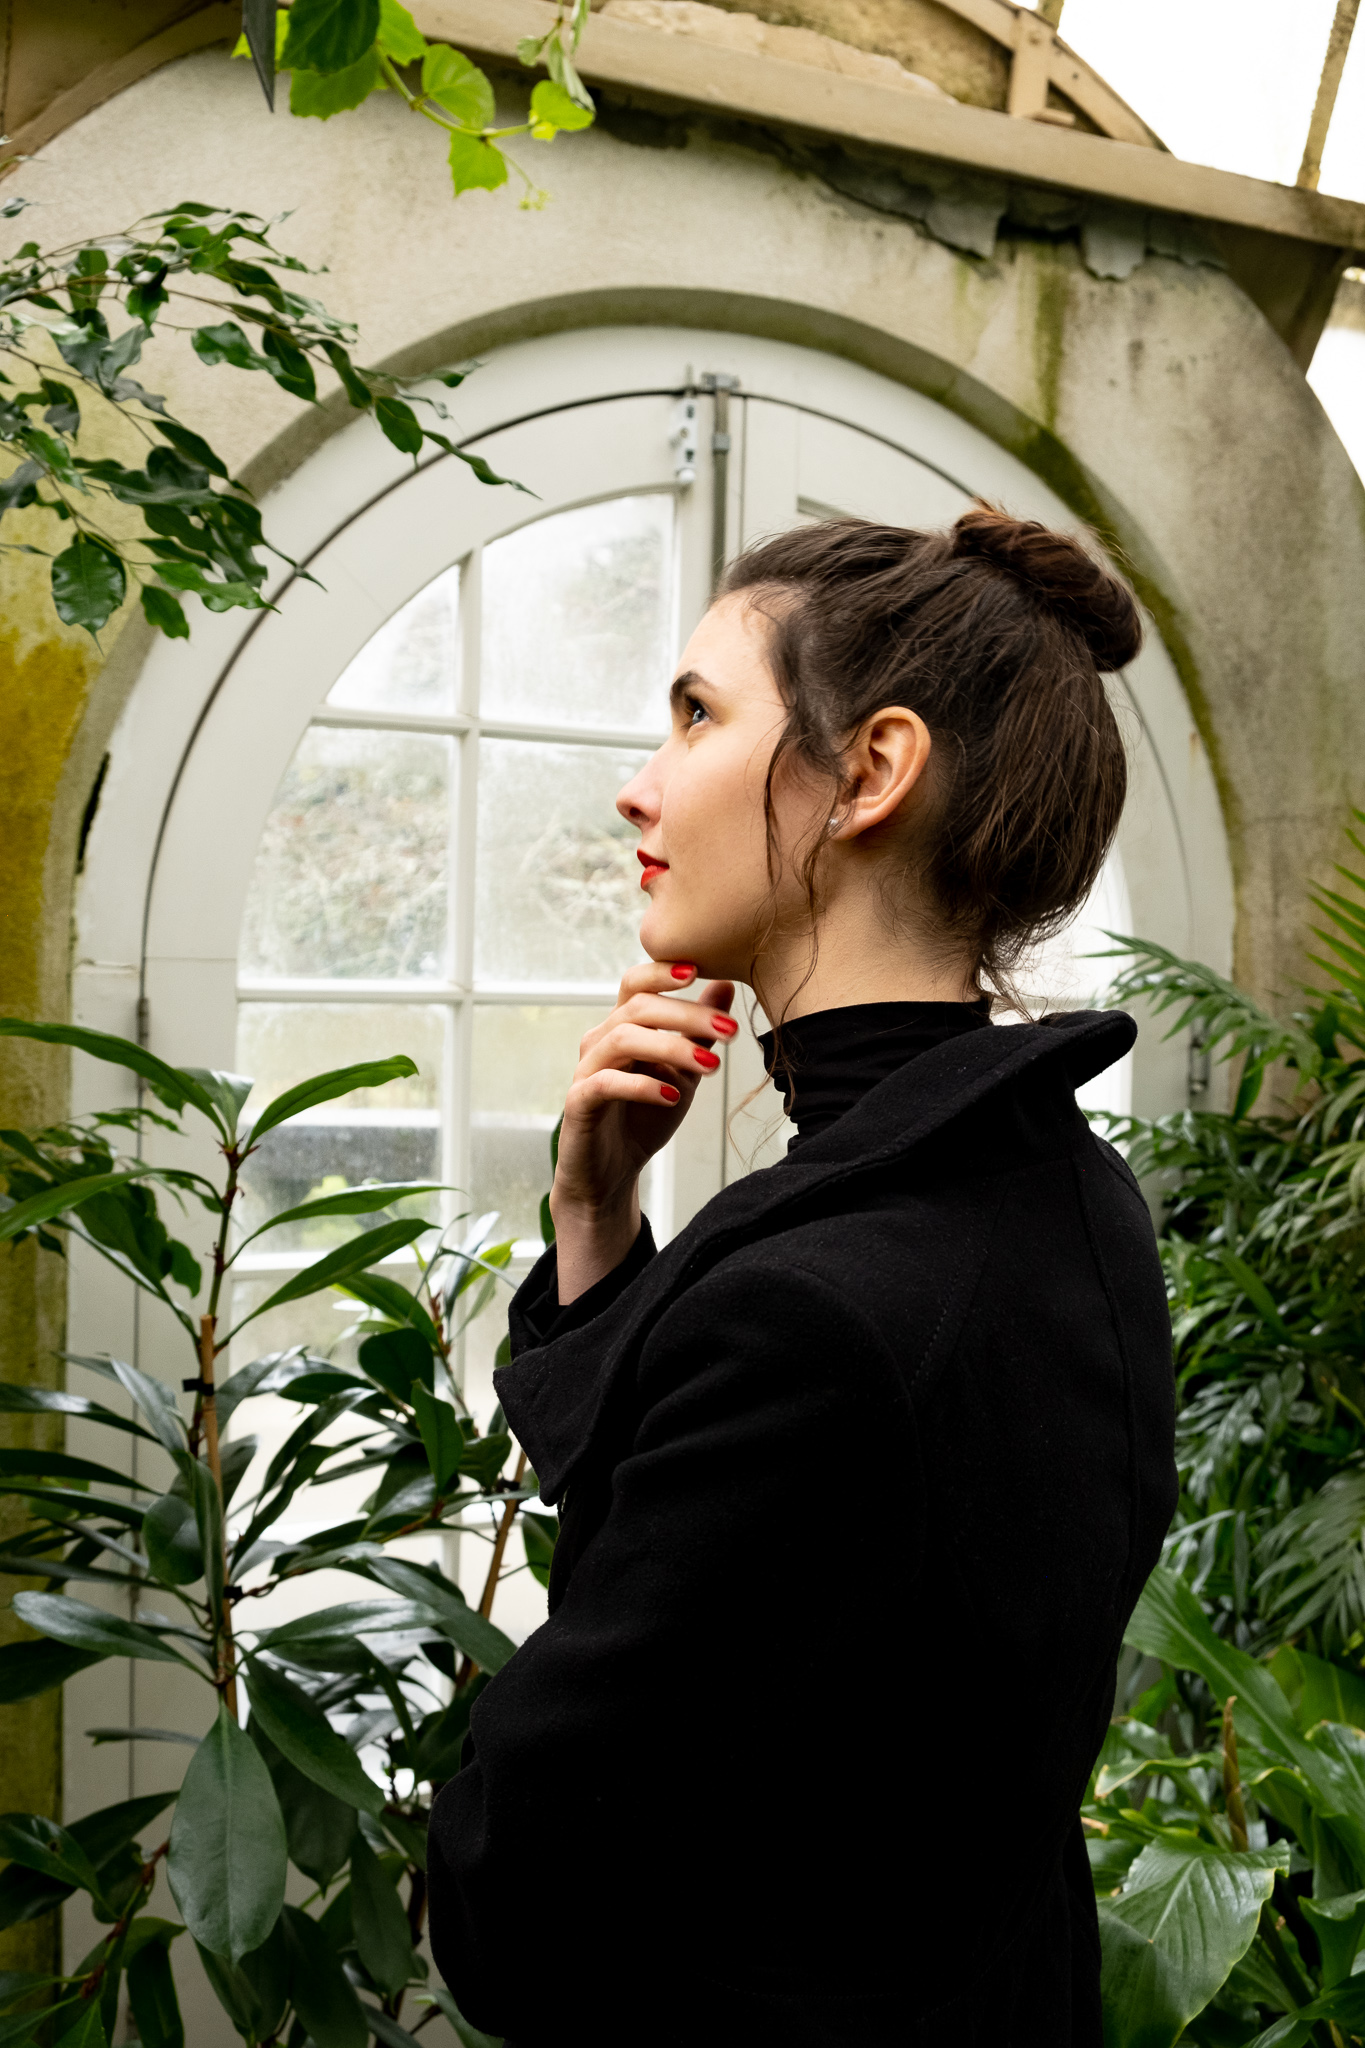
[670,394,699,485]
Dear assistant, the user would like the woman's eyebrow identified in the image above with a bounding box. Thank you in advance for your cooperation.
[668,669,712,714]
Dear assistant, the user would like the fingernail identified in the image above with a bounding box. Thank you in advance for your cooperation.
[670,964,696,981]
[660,1083,681,1103]
[711,1014,738,1037]
[694,1047,721,1070]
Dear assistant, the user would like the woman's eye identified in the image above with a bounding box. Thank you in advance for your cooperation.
[687,699,709,728]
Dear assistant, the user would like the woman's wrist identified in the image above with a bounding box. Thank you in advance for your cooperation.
[549,1185,642,1305]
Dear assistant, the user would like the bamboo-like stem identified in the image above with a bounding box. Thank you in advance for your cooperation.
[199,1313,238,1719]
[454,1450,529,1691]
[1298,0,1361,191]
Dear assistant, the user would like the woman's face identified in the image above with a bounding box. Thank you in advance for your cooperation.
[616,593,818,983]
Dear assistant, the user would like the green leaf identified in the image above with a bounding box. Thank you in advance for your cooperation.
[52,537,126,638]
[243,1659,383,1816]
[447,131,508,196]
[0,1385,154,1444]
[1248,1978,1365,2046]
[0,1172,156,1247]
[358,1325,434,1401]
[1098,1838,1286,2048]
[0,1446,147,1490]
[141,585,190,639]
[126,1928,184,2048]
[192,322,271,374]
[11,1593,196,1670]
[421,47,494,127]
[167,1701,286,1963]
[248,1057,418,1146]
[250,1719,355,1888]
[282,0,380,73]
[1300,1885,1365,1989]
[361,2009,424,2048]
[376,0,427,62]
[336,1271,443,1348]
[521,1511,557,1589]
[281,1903,366,2048]
[140,1494,202,1587]
[375,397,423,457]
[415,1988,500,2048]
[348,1830,413,1999]
[261,327,317,403]
[359,1556,516,1673]
[0,1815,106,1902]
[0,1640,103,1703]
[237,1182,445,1253]
[410,1383,463,1490]
[1272,1645,1365,1733]
[289,47,383,117]
[255,1598,444,1650]
[529,78,594,134]
[239,1219,429,1328]
[52,2003,108,2048]
[152,418,229,479]
[107,1357,186,1458]
[0,1018,215,1119]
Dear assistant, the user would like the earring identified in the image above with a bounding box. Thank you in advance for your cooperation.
[827,816,840,834]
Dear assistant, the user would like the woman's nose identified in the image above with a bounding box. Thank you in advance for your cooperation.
[617,745,665,829]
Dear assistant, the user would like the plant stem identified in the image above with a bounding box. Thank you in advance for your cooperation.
[455,1450,528,1692]
[1222,1696,1249,1850]
[199,1312,238,1719]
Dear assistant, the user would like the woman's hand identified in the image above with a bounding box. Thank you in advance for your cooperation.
[549,961,736,1303]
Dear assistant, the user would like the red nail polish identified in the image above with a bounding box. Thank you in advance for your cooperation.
[660,1083,681,1103]
[670,964,696,981]
[711,1014,738,1037]
[694,1047,721,1070]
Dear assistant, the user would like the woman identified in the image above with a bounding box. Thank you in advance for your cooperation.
[428,510,1177,2046]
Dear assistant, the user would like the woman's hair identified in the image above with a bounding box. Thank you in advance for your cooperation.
[719,505,1141,1003]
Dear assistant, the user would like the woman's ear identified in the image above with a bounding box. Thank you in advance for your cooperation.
[831,708,932,841]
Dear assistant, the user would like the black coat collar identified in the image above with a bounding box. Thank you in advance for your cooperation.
[496,1009,1135,1505]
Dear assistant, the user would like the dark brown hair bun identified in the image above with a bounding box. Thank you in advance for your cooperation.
[950,505,1142,673]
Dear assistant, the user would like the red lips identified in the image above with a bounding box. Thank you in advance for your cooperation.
[637,847,669,890]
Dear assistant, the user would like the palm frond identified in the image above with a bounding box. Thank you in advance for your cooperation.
[1100,936,1320,1108]
[1256,1464,1365,1649]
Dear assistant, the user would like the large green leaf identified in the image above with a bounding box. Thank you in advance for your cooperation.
[529,78,594,133]
[281,1903,366,2048]
[235,1220,429,1330]
[51,2002,109,2048]
[196,1923,289,2045]
[1299,1885,1365,1989]
[1249,1977,1365,2046]
[141,1493,202,1587]
[126,1926,184,2048]
[107,1358,186,1458]
[0,1386,155,1444]
[1098,1837,1287,2048]
[409,1383,462,1490]
[0,1020,214,1120]
[290,48,383,116]
[166,1702,286,1962]
[0,1448,146,1490]
[247,1058,417,1146]
[358,1325,434,1400]
[255,1598,443,1650]
[51,536,126,637]
[447,130,507,196]
[243,1659,382,1816]
[348,1831,413,1999]
[333,1273,441,1350]
[0,1171,162,1248]
[421,46,493,127]
[354,1556,516,1674]
[280,0,380,73]
[0,1640,103,1703]
[1272,1645,1365,1733]
[250,1721,354,1889]
[11,1594,196,1669]
[236,1183,446,1254]
[0,1815,106,1903]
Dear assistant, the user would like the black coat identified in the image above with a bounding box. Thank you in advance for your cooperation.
[428,1010,1177,2046]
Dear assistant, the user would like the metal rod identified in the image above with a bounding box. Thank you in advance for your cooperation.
[1298,0,1360,190]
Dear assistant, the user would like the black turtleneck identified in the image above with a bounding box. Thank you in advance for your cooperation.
[758,1000,992,1153]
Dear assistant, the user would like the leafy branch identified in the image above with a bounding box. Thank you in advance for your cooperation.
[240,0,595,204]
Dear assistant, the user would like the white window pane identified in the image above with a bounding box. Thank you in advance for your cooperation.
[481,496,674,731]
[471,1004,600,1242]
[474,738,647,986]
[326,566,459,714]
[234,1002,447,1248]
[241,728,453,980]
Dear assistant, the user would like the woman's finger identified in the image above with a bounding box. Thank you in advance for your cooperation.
[615,959,697,1007]
[613,994,739,1044]
[565,1069,687,1113]
[576,1022,725,1082]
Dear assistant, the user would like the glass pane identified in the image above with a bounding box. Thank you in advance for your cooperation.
[470,1005,600,1243]
[481,496,674,732]
[235,1003,447,1249]
[474,739,647,986]
[326,567,459,715]
[240,727,452,980]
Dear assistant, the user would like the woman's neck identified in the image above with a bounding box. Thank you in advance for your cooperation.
[750,913,976,1025]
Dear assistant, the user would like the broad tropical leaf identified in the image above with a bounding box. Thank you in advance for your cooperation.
[166,1702,286,1962]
